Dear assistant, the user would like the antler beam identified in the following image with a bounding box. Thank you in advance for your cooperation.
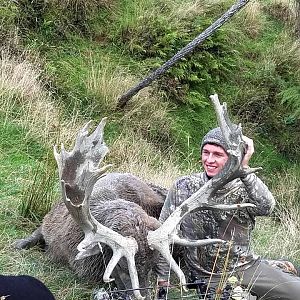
[54,119,144,300]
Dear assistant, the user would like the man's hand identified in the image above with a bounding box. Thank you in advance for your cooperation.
[241,135,254,168]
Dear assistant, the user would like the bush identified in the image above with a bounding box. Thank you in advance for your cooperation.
[116,1,239,107]
[15,0,114,39]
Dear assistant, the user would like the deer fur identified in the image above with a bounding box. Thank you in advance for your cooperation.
[14,172,167,297]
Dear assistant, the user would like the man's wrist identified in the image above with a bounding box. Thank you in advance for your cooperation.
[240,165,250,179]
[240,172,256,184]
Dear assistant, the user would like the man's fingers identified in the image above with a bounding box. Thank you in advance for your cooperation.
[241,135,254,167]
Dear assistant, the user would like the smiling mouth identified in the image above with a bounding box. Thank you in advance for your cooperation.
[206,165,217,170]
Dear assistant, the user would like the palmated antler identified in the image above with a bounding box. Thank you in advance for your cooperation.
[147,94,260,289]
[54,119,144,300]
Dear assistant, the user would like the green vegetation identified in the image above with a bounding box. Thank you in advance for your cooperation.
[0,0,300,299]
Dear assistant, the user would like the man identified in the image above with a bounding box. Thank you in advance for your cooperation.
[156,127,300,299]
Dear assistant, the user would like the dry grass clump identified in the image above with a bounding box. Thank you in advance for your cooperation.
[167,0,206,24]
[266,0,299,29]
[86,56,137,111]
[238,0,264,37]
[121,88,172,142]
[260,30,300,76]
[48,0,114,12]
[0,50,84,146]
[108,130,184,188]
[0,0,20,48]
[252,167,300,264]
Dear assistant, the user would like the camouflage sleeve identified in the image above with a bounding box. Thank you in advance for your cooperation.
[241,173,275,216]
[159,181,180,223]
[159,174,206,222]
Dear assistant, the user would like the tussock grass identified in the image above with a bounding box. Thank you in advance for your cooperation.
[0,0,19,47]
[48,0,113,10]
[19,157,59,223]
[86,56,139,111]
[238,0,264,37]
[165,0,205,25]
[0,50,84,146]
[121,90,172,140]
[109,131,184,188]
[266,0,299,29]
[263,30,300,74]
[253,167,300,264]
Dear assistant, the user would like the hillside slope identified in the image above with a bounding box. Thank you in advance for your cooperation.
[0,0,300,299]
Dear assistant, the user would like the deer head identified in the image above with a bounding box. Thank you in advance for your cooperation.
[54,119,143,299]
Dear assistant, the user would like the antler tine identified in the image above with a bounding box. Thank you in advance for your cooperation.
[210,94,231,141]
[148,93,260,289]
[210,94,243,156]
[88,117,107,145]
[72,120,93,151]
[83,118,108,167]
[172,237,225,247]
[55,118,145,300]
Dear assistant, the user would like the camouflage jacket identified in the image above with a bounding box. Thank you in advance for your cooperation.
[158,172,275,276]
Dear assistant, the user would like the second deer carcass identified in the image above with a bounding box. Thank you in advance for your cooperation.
[14,95,257,299]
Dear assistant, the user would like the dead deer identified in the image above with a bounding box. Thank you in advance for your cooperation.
[14,94,257,299]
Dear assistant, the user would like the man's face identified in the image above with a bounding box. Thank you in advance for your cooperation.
[201,144,229,177]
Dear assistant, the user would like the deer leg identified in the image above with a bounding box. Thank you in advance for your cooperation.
[13,226,45,250]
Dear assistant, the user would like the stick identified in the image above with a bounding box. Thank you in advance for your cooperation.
[117,0,250,109]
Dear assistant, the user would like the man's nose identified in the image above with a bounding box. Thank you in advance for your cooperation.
[207,153,215,162]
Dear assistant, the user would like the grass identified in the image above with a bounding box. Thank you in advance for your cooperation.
[0,0,300,299]
[265,0,300,30]
[0,116,105,299]
[236,0,266,38]
[253,166,300,265]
